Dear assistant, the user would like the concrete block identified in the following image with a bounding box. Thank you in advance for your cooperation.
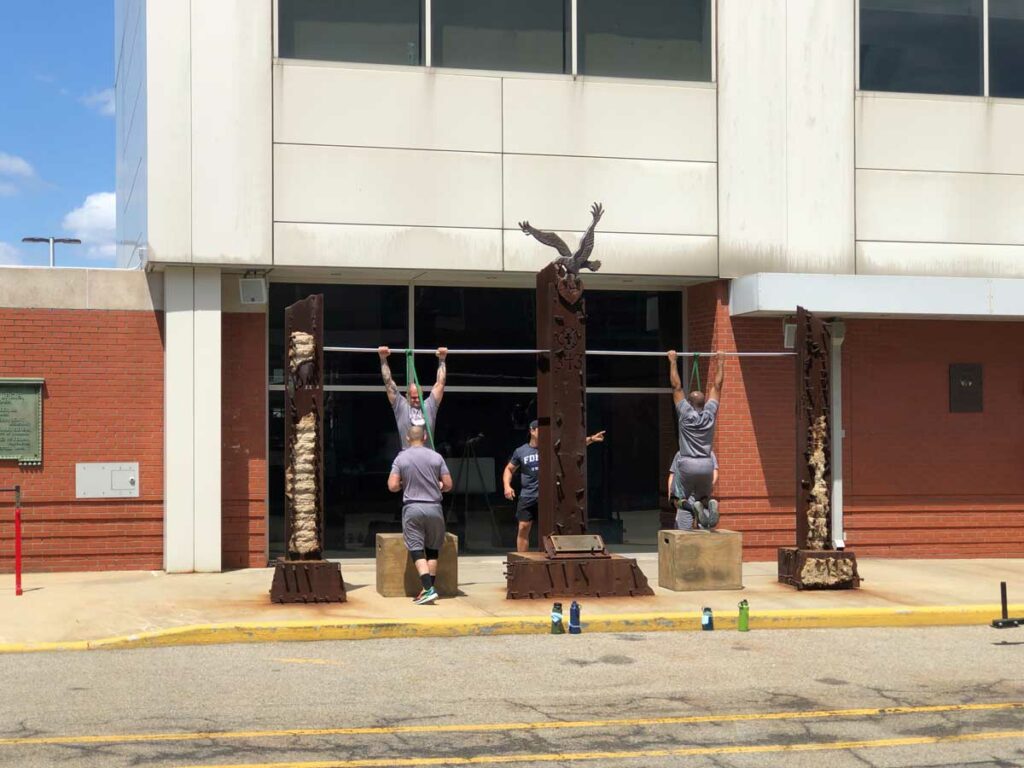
[658,529,743,591]
[375,532,459,597]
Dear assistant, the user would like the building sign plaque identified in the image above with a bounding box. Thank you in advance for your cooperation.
[0,378,43,465]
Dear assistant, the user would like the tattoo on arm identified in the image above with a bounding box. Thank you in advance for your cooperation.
[435,360,447,387]
[381,362,398,396]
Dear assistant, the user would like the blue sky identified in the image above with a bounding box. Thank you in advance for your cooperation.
[0,2,116,268]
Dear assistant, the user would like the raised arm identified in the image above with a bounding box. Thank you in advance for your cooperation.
[431,347,448,404]
[667,350,683,405]
[378,346,398,406]
[707,352,726,403]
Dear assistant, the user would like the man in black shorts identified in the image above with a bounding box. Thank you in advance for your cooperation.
[503,420,606,552]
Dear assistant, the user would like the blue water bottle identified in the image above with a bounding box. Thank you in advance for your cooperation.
[569,601,582,634]
[701,606,714,631]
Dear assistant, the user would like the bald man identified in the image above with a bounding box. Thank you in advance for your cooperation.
[379,346,448,448]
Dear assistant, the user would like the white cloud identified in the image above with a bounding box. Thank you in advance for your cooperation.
[62,191,116,259]
[81,88,115,117]
[0,152,35,179]
[0,242,25,265]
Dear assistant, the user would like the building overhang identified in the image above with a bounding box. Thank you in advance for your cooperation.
[730,273,1024,320]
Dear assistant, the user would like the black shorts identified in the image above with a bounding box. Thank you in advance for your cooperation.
[516,501,538,522]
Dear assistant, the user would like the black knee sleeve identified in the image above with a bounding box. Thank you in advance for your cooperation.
[424,547,439,560]
[408,549,426,562]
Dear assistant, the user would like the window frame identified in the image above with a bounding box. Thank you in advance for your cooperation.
[274,0,718,84]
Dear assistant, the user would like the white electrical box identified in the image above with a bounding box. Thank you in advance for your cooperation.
[76,462,140,498]
[239,277,268,305]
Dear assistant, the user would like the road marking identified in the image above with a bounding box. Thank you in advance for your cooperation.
[173,729,1024,767]
[1,701,1021,748]
[274,658,345,667]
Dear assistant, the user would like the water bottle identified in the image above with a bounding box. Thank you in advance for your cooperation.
[569,601,582,634]
[551,602,565,634]
[738,600,750,632]
[701,606,714,631]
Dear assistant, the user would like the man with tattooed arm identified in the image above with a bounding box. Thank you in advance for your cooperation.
[378,346,448,449]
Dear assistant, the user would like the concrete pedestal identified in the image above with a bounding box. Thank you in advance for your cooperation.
[658,529,743,591]
[375,533,459,597]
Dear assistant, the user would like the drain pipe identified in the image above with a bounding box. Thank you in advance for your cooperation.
[830,321,846,549]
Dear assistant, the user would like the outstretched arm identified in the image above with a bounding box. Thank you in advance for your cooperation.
[379,346,398,406]
[585,431,606,446]
[431,347,448,405]
[708,352,726,403]
[667,350,683,405]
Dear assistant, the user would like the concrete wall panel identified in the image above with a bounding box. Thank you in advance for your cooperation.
[856,241,1024,279]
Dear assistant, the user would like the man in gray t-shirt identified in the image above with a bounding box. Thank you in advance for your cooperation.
[388,426,453,605]
[379,346,447,449]
[667,350,726,528]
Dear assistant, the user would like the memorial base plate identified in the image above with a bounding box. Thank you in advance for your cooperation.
[270,559,346,603]
[777,547,861,590]
[504,552,654,600]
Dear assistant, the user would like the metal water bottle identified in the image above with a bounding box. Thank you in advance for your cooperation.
[551,602,565,634]
[738,600,750,632]
[701,606,714,631]
[569,601,582,634]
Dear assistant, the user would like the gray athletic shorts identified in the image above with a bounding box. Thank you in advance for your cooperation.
[402,503,446,552]
[674,456,715,501]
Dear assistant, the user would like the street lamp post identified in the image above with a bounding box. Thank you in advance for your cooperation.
[21,236,82,268]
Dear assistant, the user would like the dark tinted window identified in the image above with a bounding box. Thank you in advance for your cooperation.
[432,0,569,73]
[279,0,423,65]
[269,283,408,386]
[586,290,683,388]
[578,0,711,81]
[990,0,1024,98]
[860,0,982,95]
[414,286,536,387]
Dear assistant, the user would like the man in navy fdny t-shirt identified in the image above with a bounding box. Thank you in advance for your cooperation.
[503,420,606,553]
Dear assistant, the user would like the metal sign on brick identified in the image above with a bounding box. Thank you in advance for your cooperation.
[0,378,44,465]
[76,462,140,498]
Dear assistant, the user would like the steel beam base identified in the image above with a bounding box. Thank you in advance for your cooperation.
[270,558,347,603]
[777,547,861,590]
[504,552,654,600]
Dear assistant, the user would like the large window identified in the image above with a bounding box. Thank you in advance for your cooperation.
[860,0,983,96]
[278,0,712,82]
[432,0,569,74]
[578,0,712,81]
[267,282,683,557]
[990,0,1024,98]
[279,0,424,66]
[859,0,1024,99]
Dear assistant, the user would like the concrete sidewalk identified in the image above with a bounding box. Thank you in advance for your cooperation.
[2,555,1022,652]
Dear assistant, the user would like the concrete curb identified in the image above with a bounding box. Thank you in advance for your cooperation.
[1,603,1020,654]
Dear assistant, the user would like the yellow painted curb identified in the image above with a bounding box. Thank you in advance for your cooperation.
[0,603,1019,654]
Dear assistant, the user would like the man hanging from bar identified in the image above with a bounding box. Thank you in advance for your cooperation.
[667,350,726,529]
[667,450,718,530]
[378,346,448,448]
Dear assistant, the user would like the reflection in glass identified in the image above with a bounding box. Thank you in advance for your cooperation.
[860,0,982,96]
[578,0,712,81]
[278,0,423,65]
[990,0,1024,98]
[432,0,569,73]
[268,283,408,387]
[586,290,683,388]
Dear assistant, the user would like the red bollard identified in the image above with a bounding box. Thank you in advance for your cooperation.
[14,503,22,597]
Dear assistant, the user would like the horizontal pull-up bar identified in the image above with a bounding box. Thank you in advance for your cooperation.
[324,346,795,358]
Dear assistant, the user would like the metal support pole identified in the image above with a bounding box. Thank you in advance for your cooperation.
[1,486,22,596]
[830,321,846,549]
[48,238,55,269]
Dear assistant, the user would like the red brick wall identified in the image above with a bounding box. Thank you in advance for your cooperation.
[221,313,267,569]
[686,281,1024,560]
[0,309,164,572]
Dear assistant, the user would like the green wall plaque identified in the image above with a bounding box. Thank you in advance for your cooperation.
[0,378,43,465]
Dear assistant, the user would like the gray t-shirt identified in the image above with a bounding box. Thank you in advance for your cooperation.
[393,392,440,448]
[391,446,451,506]
[675,398,719,459]
[509,443,540,506]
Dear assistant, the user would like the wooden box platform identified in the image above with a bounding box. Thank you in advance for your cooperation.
[658,529,743,591]
[375,532,459,597]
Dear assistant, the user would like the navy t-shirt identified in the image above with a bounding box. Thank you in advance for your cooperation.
[509,443,540,506]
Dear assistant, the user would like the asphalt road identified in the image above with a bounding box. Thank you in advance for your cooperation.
[2,626,1023,768]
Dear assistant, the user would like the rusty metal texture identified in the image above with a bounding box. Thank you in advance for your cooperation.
[270,559,347,603]
[536,262,589,540]
[777,547,861,591]
[272,295,345,603]
[505,552,653,599]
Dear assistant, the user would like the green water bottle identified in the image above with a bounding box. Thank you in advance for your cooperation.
[738,599,750,632]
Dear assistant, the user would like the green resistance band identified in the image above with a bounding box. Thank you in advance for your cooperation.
[405,349,436,449]
[690,352,701,391]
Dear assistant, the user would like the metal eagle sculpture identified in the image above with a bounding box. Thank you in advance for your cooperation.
[519,202,604,274]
